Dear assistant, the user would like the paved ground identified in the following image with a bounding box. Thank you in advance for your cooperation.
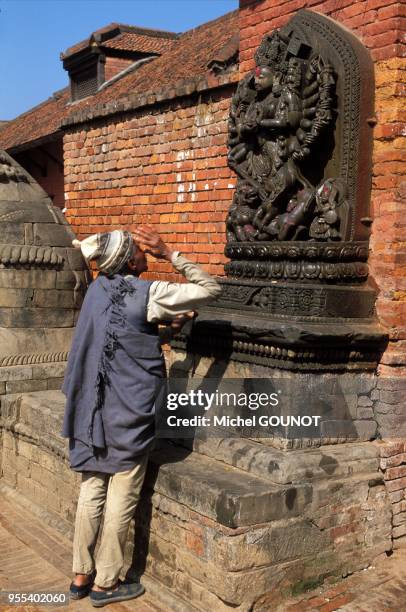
[0,493,405,612]
[281,549,406,611]
[0,494,167,612]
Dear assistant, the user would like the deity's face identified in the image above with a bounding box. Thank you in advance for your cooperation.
[254,66,274,92]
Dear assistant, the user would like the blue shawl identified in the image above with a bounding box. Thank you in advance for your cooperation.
[61,274,163,452]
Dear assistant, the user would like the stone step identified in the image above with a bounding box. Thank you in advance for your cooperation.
[148,442,313,528]
[174,436,380,485]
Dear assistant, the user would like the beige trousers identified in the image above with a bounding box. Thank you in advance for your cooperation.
[72,454,149,588]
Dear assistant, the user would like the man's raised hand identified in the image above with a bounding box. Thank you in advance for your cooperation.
[133,225,173,261]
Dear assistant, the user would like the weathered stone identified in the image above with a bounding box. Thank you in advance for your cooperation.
[67,247,88,271]
[377,378,406,391]
[358,395,373,407]
[33,289,75,309]
[373,401,392,414]
[0,365,34,382]
[392,500,406,515]
[389,490,405,504]
[24,222,34,244]
[321,419,376,441]
[393,524,406,539]
[186,437,379,484]
[379,389,405,405]
[384,476,406,493]
[385,465,406,480]
[0,269,56,289]
[376,414,406,439]
[0,222,25,243]
[31,363,67,380]
[0,288,34,308]
[55,270,82,289]
[33,223,76,247]
[0,327,73,357]
[47,377,64,390]
[381,453,406,469]
[357,406,375,420]
[6,379,48,394]
[149,445,314,527]
[353,420,378,440]
[0,307,75,328]
[376,440,405,457]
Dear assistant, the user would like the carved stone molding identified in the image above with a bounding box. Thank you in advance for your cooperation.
[0,351,69,368]
[0,244,64,268]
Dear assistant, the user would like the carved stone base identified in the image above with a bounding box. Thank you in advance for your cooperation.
[172,306,387,372]
[216,277,378,320]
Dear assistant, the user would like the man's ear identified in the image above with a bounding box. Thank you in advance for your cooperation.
[126,258,137,271]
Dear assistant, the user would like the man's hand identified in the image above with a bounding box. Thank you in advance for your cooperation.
[133,225,173,261]
[170,311,195,336]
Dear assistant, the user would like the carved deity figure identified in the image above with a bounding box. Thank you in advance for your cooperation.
[227,29,346,243]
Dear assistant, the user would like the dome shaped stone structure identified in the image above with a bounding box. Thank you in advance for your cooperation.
[0,150,89,389]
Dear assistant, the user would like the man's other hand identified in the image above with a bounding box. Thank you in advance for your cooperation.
[133,225,173,261]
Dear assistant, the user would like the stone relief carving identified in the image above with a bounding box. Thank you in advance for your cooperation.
[227,27,346,243]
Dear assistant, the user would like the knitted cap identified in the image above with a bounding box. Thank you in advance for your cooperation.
[72,230,134,275]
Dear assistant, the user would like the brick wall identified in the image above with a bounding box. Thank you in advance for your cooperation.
[64,87,237,280]
[376,439,406,549]
[239,1,406,376]
[104,56,137,82]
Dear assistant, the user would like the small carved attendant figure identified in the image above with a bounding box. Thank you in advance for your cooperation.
[226,182,260,242]
[309,179,349,241]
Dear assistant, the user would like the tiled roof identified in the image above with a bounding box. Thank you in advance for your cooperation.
[73,11,238,107]
[0,90,69,152]
[102,32,178,54]
[61,23,179,59]
[0,11,238,152]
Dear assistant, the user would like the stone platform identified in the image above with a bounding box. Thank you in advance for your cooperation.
[0,389,397,610]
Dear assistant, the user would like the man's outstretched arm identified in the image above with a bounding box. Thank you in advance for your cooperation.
[133,225,222,323]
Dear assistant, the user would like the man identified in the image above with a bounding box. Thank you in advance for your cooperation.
[61,225,221,607]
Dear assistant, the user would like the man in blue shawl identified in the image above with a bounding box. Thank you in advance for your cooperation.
[61,225,221,607]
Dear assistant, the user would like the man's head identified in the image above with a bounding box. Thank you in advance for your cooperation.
[126,240,148,275]
[72,229,147,276]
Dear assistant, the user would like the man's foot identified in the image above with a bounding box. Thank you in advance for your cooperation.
[70,572,96,600]
[90,582,145,607]
[91,581,119,593]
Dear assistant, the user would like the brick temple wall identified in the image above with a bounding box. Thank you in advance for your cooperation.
[63,84,237,281]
